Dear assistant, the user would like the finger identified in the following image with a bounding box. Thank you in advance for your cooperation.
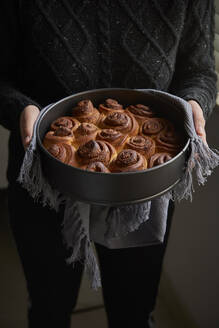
[20,105,40,149]
[188,100,207,144]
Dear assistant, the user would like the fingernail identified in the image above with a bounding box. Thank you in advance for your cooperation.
[24,136,30,144]
[197,126,204,135]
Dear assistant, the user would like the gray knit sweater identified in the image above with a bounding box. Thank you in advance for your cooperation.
[0,0,217,182]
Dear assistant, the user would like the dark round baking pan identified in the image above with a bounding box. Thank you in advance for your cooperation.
[36,88,190,205]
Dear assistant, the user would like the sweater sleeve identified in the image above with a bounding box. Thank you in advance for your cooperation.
[0,0,40,131]
[169,0,217,119]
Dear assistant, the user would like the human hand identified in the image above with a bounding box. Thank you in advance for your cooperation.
[20,105,40,149]
[188,100,207,144]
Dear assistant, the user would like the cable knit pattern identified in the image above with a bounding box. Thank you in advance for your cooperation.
[31,0,95,92]
[119,0,173,86]
[168,1,217,118]
[0,0,217,182]
[97,0,112,87]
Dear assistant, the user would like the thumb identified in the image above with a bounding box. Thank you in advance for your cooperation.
[188,100,207,144]
[20,105,40,149]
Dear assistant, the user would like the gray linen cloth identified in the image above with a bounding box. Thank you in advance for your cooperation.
[18,89,219,288]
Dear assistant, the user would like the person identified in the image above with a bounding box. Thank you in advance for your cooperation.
[0,1,217,327]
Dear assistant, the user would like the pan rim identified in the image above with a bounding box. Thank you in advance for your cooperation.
[36,88,190,176]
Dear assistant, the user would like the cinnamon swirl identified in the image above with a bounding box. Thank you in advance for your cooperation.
[74,123,99,146]
[110,149,147,172]
[96,129,128,152]
[43,127,74,149]
[100,111,139,136]
[51,116,80,132]
[77,140,116,166]
[72,100,100,124]
[148,153,173,168]
[126,104,155,124]
[140,118,166,137]
[83,161,110,173]
[155,125,183,154]
[125,135,155,158]
[99,98,124,114]
[47,143,78,167]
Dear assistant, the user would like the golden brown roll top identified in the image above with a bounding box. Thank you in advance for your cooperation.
[125,135,155,159]
[148,153,173,168]
[100,111,139,136]
[155,125,183,154]
[76,140,117,166]
[46,143,78,167]
[110,149,147,172]
[43,127,74,148]
[82,161,110,173]
[99,98,124,114]
[140,117,166,137]
[96,129,128,152]
[73,123,99,147]
[72,100,101,124]
[126,104,155,124]
[51,116,80,132]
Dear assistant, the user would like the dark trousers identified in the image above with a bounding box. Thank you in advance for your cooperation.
[8,183,174,328]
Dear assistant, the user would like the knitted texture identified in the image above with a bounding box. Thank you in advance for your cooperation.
[0,1,217,127]
[97,0,112,87]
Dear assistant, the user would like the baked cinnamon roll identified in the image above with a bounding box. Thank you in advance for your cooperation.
[126,104,155,124]
[155,125,183,154]
[50,116,80,132]
[72,99,101,124]
[96,129,128,152]
[43,127,74,149]
[110,149,147,172]
[77,140,116,166]
[125,135,155,159]
[82,161,110,173]
[99,98,124,114]
[140,117,167,137]
[74,123,99,146]
[100,111,139,136]
[148,152,172,168]
[46,143,78,167]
